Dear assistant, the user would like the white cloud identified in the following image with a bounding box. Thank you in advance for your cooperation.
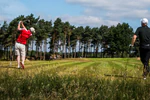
[1,0,150,30]
[66,0,150,29]
[66,0,150,17]
[60,15,118,27]
[66,0,150,8]
[0,0,28,23]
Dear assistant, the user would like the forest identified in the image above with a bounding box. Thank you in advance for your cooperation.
[0,14,138,60]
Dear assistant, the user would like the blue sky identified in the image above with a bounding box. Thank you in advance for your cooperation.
[1,0,150,31]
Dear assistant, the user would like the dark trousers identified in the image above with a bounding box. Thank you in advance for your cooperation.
[139,47,150,66]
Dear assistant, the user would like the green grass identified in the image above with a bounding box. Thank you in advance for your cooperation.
[0,58,150,100]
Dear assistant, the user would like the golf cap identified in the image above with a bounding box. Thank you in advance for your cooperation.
[141,18,148,24]
[30,27,35,33]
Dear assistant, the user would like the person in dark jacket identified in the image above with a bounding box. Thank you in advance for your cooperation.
[131,18,150,79]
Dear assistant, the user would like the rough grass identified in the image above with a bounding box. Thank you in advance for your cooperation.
[0,58,150,100]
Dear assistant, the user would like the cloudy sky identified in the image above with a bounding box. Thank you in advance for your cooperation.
[1,0,150,31]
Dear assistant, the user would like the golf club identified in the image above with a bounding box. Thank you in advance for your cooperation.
[23,20,30,23]
[124,45,132,77]
[9,55,13,67]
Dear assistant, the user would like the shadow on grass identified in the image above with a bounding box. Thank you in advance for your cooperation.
[0,66,16,69]
[104,74,145,79]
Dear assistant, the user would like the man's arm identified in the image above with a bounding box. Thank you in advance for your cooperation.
[21,21,27,30]
[131,34,137,46]
[17,21,27,31]
[17,21,21,30]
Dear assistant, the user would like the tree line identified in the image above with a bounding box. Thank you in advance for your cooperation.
[0,14,138,60]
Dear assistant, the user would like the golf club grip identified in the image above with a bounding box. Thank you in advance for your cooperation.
[128,46,132,56]
[23,20,30,23]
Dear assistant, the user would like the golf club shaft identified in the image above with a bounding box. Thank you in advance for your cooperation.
[23,20,30,23]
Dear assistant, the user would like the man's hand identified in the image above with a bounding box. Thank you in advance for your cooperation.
[18,21,23,25]
[129,44,133,47]
[20,21,23,24]
[129,44,134,53]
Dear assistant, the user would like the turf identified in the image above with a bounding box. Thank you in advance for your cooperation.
[0,58,146,79]
[0,58,150,99]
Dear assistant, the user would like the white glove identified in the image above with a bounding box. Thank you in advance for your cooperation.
[129,44,133,47]
[18,21,22,25]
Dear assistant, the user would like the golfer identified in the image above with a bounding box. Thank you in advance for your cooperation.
[131,18,150,79]
[15,21,35,69]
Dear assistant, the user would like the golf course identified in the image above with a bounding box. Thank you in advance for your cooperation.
[0,58,149,100]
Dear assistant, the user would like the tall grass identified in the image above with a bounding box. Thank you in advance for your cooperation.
[0,58,150,100]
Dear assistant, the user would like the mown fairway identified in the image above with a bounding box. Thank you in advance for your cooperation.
[0,58,150,100]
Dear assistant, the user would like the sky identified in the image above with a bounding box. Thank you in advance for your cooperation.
[1,0,150,31]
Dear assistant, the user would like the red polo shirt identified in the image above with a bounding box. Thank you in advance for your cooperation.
[16,29,32,45]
